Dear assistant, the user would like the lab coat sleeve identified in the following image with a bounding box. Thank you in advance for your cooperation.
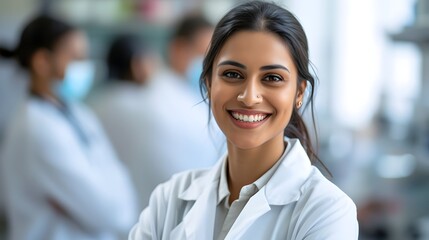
[298,195,359,240]
[30,121,137,233]
[129,183,168,240]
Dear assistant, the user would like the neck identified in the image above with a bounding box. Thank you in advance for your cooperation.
[226,133,285,203]
[30,74,61,105]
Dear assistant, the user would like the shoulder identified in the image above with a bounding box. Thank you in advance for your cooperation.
[301,167,353,203]
[294,167,358,238]
[150,168,212,202]
[131,168,214,238]
[25,100,67,135]
[4,99,51,138]
[25,100,91,146]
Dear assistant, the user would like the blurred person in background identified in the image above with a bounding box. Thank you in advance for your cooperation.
[163,13,215,97]
[87,34,156,209]
[88,29,224,209]
[0,15,137,240]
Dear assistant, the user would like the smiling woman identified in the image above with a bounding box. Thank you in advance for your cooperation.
[129,1,359,240]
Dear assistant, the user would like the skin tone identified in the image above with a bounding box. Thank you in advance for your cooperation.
[169,27,213,77]
[131,55,156,85]
[29,30,88,105]
[207,31,306,203]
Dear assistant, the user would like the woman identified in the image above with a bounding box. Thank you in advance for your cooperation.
[129,1,358,239]
[0,15,137,240]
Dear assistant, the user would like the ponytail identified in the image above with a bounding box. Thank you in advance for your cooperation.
[0,14,75,69]
[0,46,16,59]
[284,76,332,177]
[285,109,317,163]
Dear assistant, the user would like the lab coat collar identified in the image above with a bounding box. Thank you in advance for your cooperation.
[176,138,313,239]
[265,138,313,205]
[178,152,226,201]
[225,139,313,239]
[179,138,312,205]
[175,154,225,239]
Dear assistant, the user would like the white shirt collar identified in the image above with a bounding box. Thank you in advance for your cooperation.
[217,141,290,205]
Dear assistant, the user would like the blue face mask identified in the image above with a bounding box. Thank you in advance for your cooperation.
[186,56,204,95]
[54,60,95,102]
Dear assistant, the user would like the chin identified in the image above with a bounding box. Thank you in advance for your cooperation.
[227,136,265,150]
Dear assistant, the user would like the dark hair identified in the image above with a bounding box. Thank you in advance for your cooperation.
[171,14,213,43]
[106,34,147,80]
[0,14,76,69]
[200,1,328,172]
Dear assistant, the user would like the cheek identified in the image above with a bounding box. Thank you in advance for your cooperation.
[271,89,296,125]
[51,55,69,79]
[209,78,237,125]
[209,79,227,118]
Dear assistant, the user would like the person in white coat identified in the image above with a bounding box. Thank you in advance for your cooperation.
[88,33,224,209]
[0,15,137,240]
[129,1,359,239]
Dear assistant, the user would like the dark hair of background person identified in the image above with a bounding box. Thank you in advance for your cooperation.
[0,14,76,70]
[106,34,147,81]
[170,14,213,43]
[200,1,330,175]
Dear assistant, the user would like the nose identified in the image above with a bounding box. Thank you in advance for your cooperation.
[237,79,263,106]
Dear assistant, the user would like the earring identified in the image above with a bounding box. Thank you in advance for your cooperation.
[297,101,303,108]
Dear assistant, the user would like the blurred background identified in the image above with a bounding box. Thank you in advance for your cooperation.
[0,0,428,239]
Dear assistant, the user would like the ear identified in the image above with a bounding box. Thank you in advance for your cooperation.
[30,49,51,79]
[296,80,307,103]
[131,57,146,84]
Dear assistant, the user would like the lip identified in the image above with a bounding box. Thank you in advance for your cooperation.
[227,109,271,129]
[228,109,271,115]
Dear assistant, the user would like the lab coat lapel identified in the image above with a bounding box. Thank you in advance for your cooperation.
[225,138,312,239]
[175,155,226,239]
[225,189,271,240]
[182,182,217,239]
[265,138,312,205]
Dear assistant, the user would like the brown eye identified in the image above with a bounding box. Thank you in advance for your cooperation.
[223,71,243,80]
[263,74,283,82]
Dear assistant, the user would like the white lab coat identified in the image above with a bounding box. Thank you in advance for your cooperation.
[0,96,137,240]
[87,74,225,209]
[129,138,358,240]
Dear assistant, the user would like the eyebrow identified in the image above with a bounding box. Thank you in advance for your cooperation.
[217,60,290,73]
[260,64,290,73]
[218,60,246,69]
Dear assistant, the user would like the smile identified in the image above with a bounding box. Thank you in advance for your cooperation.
[228,110,271,129]
[230,111,268,122]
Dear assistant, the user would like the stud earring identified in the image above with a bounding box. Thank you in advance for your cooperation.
[297,101,303,108]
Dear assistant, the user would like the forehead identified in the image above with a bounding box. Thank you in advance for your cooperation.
[215,31,295,70]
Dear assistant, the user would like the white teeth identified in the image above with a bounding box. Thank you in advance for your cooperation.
[231,112,268,122]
